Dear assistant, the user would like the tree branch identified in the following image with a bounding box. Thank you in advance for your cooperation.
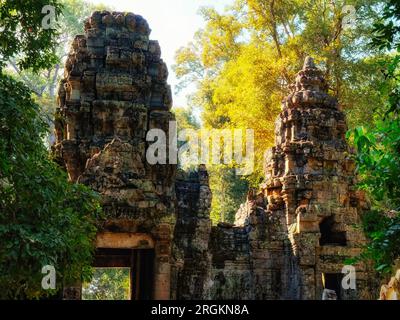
[8,60,42,97]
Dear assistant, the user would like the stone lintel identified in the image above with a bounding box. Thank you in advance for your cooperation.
[96,231,154,249]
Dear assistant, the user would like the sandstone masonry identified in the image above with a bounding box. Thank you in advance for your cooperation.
[55,11,374,300]
[54,10,175,299]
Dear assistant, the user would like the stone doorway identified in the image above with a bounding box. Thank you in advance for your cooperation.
[86,248,155,300]
[88,232,157,300]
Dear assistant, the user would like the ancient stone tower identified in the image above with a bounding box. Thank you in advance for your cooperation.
[54,10,373,300]
[54,11,176,299]
[260,56,373,299]
[172,57,374,300]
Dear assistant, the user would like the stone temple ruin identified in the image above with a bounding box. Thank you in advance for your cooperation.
[54,11,374,300]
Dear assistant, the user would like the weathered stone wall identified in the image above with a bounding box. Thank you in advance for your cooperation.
[174,57,375,300]
[206,225,252,299]
[174,178,285,300]
[172,166,212,299]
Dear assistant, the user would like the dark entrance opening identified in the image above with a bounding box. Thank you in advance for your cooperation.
[319,216,347,246]
[323,273,343,300]
[89,248,155,300]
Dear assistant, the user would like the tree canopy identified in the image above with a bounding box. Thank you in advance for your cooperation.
[347,0,400,273]
[174,0,390,223]
[0,0,102,299]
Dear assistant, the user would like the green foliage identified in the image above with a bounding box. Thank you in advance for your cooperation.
[0,0,110,299]
[173,106,200,172]
[209,165,248,224]
[347,122,400,267]
[371,0,400,51]
[347,120,400,274]
[3,0,114,151]
[59,0,110,39]
[347,0,400,273]
[3,0,112,144]
[358,210,400,274]
[173,107,249,224]
[0,72,101,299]
[370,0,400,118]
[173,106,200,131]
[7,0,112,100]
[0,0,63,72]
[174,0,387,222]
[348,122,400,210]
[82,268,130,300]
